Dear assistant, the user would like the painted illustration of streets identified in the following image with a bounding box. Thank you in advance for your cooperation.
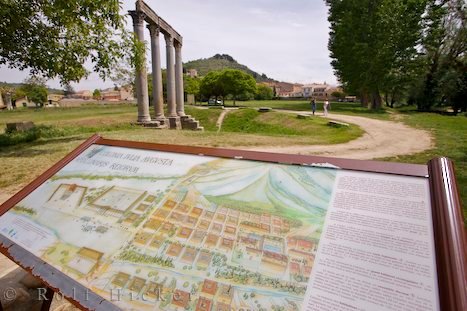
[0,145,336,311]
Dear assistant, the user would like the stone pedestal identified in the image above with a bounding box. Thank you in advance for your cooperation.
[180,115,204,131]
[168,116,181,129]
[155,117,168,126]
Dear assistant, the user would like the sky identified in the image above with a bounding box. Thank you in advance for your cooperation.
[0,0,337,91]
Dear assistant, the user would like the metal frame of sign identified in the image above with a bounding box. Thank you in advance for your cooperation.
[0,134,464,311]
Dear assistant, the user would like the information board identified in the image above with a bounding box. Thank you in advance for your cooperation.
[0,135,465,311]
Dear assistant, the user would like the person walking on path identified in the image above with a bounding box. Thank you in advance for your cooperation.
[310,98,316,115]
[323,99,330,116]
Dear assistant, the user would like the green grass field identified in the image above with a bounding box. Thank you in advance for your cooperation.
[380,110,467,218]
[0,103,362,195]
[209,100,390,120]
[222,109,362,143]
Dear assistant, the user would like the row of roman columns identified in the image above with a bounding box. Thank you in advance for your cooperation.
[130,11,184,127]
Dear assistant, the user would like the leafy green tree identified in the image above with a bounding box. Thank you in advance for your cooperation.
[326,0,428,109]
[331,91,345,100]
[93,89,101,100]
[199,71,225,102]
[184,76,201,100]
[12,88,26,101]
[0,0,126,84]
[219,69,257,105]
[20,77,48,106]
[414,0,466,112]
[255,84,274,100]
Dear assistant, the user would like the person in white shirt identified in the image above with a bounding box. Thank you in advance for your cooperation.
[323,99,329,116]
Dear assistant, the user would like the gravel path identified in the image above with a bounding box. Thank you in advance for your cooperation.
[245,111,433,159]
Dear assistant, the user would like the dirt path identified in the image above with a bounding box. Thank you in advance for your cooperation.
[244,111,433,159]
[215,109,231,133]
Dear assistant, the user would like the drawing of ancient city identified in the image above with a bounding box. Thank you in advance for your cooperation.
[0,145,336,311]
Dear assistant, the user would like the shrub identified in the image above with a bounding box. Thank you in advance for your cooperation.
[0,125,67,147]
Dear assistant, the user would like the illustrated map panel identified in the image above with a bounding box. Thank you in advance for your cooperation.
[0,144,337,310]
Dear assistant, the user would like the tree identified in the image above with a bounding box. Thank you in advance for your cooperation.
[255,84,274,100]
[219,69,257,105]
[12,88,26,102]
[326,0,428,109]
[414,0,467,112]
[63,84,75,98]
[184,76,201,100]
[20,77,48,106]
[331,91,345,100]
[200,71,225,102]
[0,0,126,84]
[93,89,102,100]
[200,69,257,104]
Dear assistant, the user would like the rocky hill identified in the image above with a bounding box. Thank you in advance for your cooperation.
[184,54,276,83]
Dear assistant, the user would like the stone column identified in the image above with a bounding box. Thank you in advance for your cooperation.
[174,41,185,116]
[5,93,12,110]
[129,10,151,123]
[165,34,180,128]
[147,23,165,122]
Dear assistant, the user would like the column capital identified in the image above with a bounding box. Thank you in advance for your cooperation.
[129,10,146,26]
[147,23,160,36]
[174,40,182,51]
[164,34,174,47]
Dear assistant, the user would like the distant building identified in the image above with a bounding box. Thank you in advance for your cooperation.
[302,83,332,99]
[70,90,92,100]
[101,85,134,101]
[15,96,35,108]
[47,94,64,106]
[186,68,198,78]
[291,84,304,97]
[266,82,305,98]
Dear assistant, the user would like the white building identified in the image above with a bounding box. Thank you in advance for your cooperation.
[302,83,332,99]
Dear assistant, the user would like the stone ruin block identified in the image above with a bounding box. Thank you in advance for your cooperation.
[6,121,35,133]
[327,121,349,128]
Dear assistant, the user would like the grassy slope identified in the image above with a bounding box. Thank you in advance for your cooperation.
[222,109,363,143]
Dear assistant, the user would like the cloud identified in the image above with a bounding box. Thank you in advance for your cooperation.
[0,0,337,89]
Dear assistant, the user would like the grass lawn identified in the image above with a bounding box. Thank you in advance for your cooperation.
[206,100,390,120]
[0,104,362,196]
[222,109,362,144]
[380,110,467,220]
